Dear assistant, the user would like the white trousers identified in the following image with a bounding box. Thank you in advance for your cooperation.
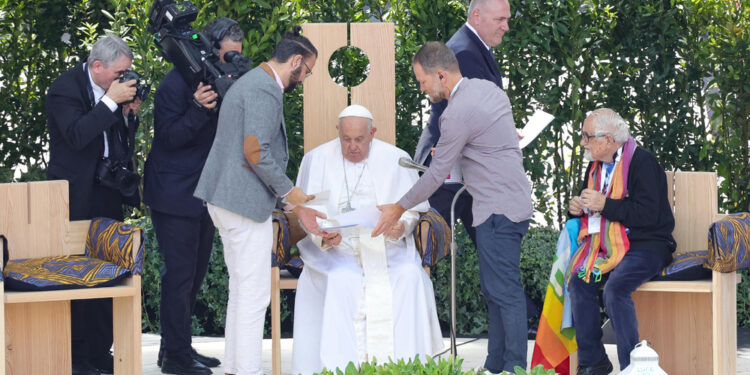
[207,203,272,375]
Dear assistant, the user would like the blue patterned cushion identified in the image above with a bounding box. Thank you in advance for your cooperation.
[707,213,750,273]
[85,217,145,275]
[272,210,304,277]
[653,250,711,281]
[414,209,451,267]
[3,255,130,291]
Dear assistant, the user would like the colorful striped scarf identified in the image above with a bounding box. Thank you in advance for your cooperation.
[567,137,636,283]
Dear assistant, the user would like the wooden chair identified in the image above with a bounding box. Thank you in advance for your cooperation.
[631,171,738,375]
[0,180,143,375]
[568,171,739,374]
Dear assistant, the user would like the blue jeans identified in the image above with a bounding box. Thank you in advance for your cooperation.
[476,214,530,373]
[569,248,670,368]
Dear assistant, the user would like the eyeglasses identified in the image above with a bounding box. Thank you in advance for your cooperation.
[581,131,607,143]
[302,60,312,78]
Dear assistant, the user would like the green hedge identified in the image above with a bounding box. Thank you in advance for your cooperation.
[310,356,554,375]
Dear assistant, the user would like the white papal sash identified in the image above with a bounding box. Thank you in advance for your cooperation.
[358,228,394,362]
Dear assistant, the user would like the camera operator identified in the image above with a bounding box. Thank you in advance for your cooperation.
[143,17,243,375]
[46,34,142,375]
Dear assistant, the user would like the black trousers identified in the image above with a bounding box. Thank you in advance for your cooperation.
[428,184,477,243]
[151,209,215,357]
[71,184,124,363]
[71,299,113,362]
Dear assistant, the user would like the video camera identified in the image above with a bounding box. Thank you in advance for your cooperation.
[147,0,251,102]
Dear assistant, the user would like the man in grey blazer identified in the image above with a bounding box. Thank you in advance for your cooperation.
[194,26,322,375]
[374,42,532,374]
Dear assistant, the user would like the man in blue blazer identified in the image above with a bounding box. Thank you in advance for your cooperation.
[143,18,244,375]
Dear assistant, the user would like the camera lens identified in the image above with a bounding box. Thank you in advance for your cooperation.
[116,167,140,197]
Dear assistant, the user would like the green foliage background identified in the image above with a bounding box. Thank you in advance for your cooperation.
[1,0,748,335]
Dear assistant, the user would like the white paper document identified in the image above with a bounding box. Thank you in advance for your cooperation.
[519,110,554,149]
[320,206,382,230]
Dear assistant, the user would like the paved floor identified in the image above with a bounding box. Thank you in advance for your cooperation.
[142,331,750,374]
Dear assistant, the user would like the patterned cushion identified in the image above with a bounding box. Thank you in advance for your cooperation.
[707,212,750,273]
[272,210,304,277]
[653,250,711,281]
[85,217,145,275]
[3,255,130,291]
[415,208,452,267]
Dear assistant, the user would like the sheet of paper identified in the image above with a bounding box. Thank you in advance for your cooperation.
[319,223,358,231]
[304,190,330,206]
[519,110,554,149]
[321,206,382,230]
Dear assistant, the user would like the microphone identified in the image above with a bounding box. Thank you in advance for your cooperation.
[398,157,428,173]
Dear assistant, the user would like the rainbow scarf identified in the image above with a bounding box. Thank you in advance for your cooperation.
[567,138,636,283]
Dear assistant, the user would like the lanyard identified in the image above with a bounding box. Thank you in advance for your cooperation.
[598,147,623,196]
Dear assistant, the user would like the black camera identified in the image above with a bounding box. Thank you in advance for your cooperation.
[119,69,151,103]
[147,0,251,101]
[95,158,140,197]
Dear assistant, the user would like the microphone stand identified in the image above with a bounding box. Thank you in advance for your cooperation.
[397,157,463,359]
[448,182,466,360]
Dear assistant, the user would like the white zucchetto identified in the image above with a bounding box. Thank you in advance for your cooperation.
[338,104,373,120]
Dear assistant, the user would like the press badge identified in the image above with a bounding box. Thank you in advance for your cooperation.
[588,213,602,234]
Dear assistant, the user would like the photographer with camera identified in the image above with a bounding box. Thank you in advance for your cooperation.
[46,34,144,375]
[143,17,244,375]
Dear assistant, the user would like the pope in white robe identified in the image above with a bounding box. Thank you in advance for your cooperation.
[291,105,443,374]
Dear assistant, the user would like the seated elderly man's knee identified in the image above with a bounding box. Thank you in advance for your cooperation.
[568,273,598,299]
[601,280,629,307]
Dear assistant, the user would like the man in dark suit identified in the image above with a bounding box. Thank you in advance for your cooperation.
[46,34,141,375]
[143,17,243,375]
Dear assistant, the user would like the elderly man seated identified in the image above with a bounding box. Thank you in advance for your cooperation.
[567,108,676,375]
[290,104,443,374]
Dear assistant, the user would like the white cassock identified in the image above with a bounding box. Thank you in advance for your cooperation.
[291,138,444,374]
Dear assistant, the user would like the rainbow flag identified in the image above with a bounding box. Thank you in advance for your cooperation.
[531,219,579,374]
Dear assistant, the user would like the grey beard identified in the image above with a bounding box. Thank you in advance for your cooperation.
[584,149,594,161]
